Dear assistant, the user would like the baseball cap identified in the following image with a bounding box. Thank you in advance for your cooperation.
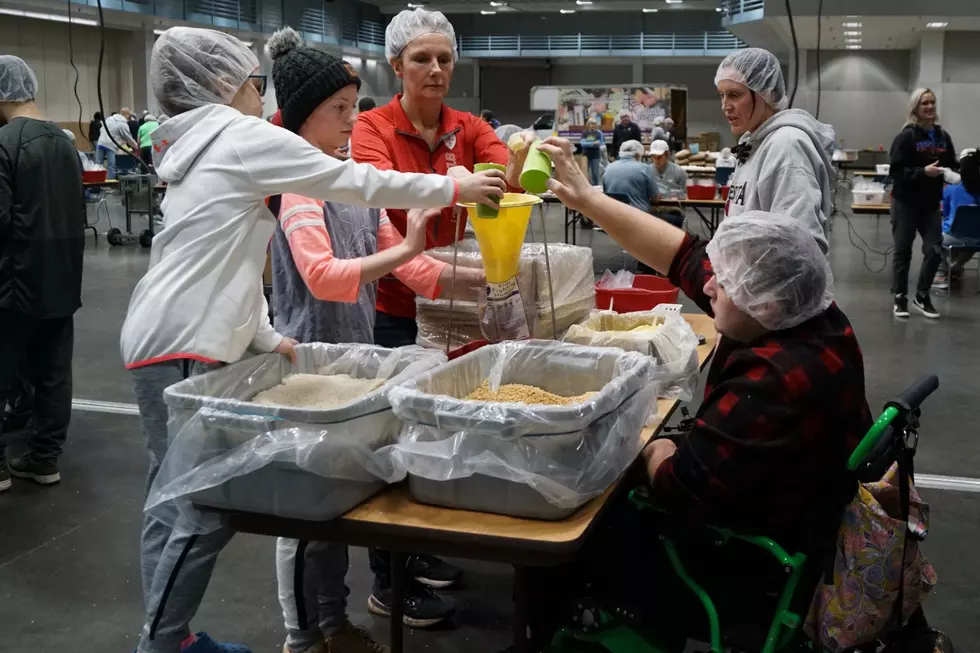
[650,139,669,156]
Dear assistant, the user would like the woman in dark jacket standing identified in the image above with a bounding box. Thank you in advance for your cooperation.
[889,88,956,320]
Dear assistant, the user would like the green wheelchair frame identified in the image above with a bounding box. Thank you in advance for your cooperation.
[548,375,939,653]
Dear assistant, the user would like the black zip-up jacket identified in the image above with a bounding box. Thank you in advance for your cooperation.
[611,122,642,159]
[889,123,957,209]
[0,117,85,318]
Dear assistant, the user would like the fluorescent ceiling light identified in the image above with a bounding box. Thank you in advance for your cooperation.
[842,22,861,28]
[846,45,862,50]
[407,3,425,7]
[926,22,948,28]
[489,1,506,5]
[843,31,861,36]
[642,7,658,11]
[665,0,683,3]
[575,0,592,5]
[0,8,98,26]
[559,8,575,13]
[845,38,862,43]
[715,6,722,11]
[480,10,496,14]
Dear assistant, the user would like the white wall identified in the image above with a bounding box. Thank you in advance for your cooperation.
[941,31,980,149]
[0,16,129,132]
[793,50,912,150]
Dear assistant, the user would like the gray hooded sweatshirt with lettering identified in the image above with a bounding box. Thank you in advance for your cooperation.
[724,109,836,255]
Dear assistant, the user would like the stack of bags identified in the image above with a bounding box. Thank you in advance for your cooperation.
[417,240,596,350]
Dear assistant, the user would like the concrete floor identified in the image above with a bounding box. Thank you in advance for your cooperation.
[2,193,979,652]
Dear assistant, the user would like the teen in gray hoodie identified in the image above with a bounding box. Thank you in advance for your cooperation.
[715,48,836,255]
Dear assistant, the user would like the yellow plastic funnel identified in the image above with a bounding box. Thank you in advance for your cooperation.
[458,193,543,284]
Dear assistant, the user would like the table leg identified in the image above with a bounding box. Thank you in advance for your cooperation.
[513,565,529,653]
[693,206,710,236]
[390,551,407,653]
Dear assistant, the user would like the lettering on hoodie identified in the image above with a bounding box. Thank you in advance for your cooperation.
[726,181,748,215]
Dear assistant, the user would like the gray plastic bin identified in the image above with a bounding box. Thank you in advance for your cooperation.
[147,345,445,526]
[384,341,661,519]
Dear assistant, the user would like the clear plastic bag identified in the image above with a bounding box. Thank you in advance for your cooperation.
[144,344,446,534]
[597,269,635,290]
[378,341,663,516]
[418,240,595,348]
[562,308,699,400]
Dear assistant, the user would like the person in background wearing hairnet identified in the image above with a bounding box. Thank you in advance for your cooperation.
[610,109,641,159]
[524,137,872,646]
[0,56,84,492]
[932,150,980,291]
[350,9,534,623]
[122,26,505,653]
[650,115,668,143]
[602,139,658,214]
[716,47,836,255]
[265,27,486,652]
[663,116,680,153]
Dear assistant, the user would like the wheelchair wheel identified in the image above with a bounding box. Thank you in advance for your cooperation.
[139,229,153,249]
[106,228,122,246]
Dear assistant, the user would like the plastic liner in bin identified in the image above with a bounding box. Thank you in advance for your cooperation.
[378,341,663,520]
[562,307,700,400]
[144,345,446,534]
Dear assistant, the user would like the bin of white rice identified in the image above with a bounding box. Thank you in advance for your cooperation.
[377,341,663,520]
[562,307,700,399]
[144,345,446,532]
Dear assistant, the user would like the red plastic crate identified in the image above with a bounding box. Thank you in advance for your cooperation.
[686,184,717,201]
[595,275,680,313]
[82,169,108,183]
[720,185,730,201]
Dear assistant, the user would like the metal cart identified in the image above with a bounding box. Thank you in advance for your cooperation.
[106,173,165,248]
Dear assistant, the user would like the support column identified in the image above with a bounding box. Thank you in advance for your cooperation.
[913,31,944,100]
[632,60,643,84]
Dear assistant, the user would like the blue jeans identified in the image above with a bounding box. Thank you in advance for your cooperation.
[587,157,601,186]
[95,145,117,179]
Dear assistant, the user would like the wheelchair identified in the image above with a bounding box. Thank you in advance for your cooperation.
[545,375,941,653]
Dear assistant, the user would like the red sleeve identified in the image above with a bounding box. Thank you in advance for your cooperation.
[667,233,714,316]
[279,193,361,303]
[377,213,448,300]
[351,115,394,172]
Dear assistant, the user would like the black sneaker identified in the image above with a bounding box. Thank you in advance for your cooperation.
[8,455,60,485]
[367,580,454,628]
[407,554,462,589]
[912,293,940,319]
[0,465,10,492]
[893,294,910,318]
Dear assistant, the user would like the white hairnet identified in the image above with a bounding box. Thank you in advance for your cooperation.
[0,55,38,103]
[618,140,644,159]
[62,128,76,142]
[495,124,523,143]
[385,9,458,61]
[714,47,788,111]
[653,116,664,126]
[145,114,157,122]
[706,210,833,331]
[618,110,630,119]
[664,117,674,126]
[150,27,259,117]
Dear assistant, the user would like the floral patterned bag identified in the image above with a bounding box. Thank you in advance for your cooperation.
[805,462,937,652]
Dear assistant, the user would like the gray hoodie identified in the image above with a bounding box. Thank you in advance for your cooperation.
[724,109,836,254]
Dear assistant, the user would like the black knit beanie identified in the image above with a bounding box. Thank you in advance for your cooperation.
[265,27,361,133]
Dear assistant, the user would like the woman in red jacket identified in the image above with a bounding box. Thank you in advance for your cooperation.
[350,6,533,628]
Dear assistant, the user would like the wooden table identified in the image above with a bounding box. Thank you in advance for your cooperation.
[656,197,726,236]
[204,314,718,653]
[851,203,890,216]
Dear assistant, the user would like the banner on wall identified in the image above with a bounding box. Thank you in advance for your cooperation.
[555,86,672,140]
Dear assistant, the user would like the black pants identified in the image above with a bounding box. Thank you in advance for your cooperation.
[891,198,943,296]
[370,311,421,588]
[140,146,153,169]
[0,309,74,466]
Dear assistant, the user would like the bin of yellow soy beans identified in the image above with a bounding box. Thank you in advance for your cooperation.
[381,340,664,520]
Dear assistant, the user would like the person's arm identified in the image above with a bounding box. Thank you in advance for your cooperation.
[632,124,642,142]
[646,168,659,205]
[889,129,929,184]
[0,145,11,236]
[378,212,446,299]
[250,284,284,353]
[648,353,790,524]
[537,137,686,275]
